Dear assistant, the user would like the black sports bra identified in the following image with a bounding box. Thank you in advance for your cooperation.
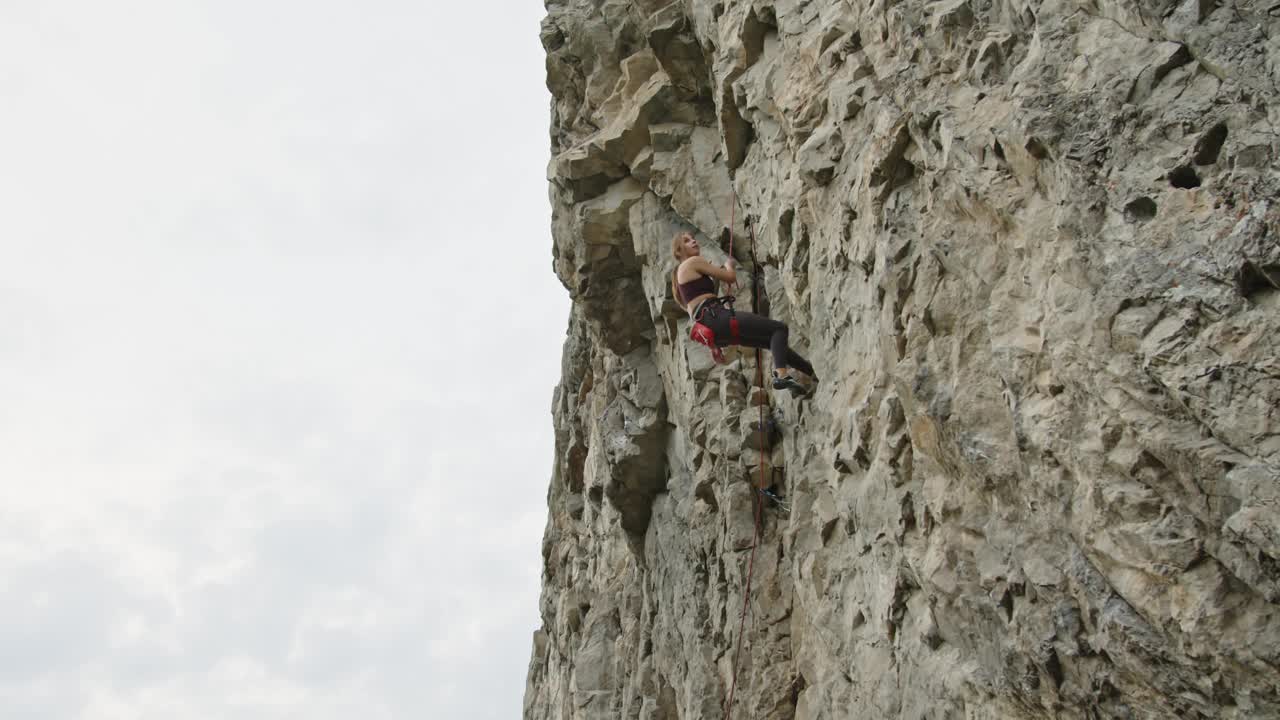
[677,273,715,304]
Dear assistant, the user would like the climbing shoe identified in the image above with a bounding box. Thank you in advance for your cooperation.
[772,373,809,397]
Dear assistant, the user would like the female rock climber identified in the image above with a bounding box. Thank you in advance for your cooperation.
[669,230,817,396]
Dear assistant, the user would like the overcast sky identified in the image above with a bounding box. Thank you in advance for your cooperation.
[0,2,567,718]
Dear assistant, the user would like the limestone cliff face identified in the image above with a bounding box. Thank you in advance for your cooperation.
[525,0,1280,718]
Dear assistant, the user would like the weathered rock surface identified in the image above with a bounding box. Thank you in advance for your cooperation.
[528,0,1280,718]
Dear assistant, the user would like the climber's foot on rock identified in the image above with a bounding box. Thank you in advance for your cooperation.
[772,371,808,397]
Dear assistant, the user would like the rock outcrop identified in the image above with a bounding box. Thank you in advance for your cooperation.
[527,0,1280,718]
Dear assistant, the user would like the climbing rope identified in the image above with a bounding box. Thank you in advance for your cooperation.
[725,187,738,297]
[723,194,769,720]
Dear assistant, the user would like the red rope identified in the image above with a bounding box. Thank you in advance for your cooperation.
[723,199,767,720]
[726,189,737,296]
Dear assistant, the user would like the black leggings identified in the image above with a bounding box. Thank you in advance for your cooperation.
[695,301,815,376]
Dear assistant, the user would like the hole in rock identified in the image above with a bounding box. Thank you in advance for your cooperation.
[1124,197,1158,222]
[1194,122,1228,165]
[1168,165,1201,188]
[1238,261,1280,302]
[1046,650,1065,689]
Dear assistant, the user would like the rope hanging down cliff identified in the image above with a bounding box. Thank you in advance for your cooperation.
[722,201,775,720]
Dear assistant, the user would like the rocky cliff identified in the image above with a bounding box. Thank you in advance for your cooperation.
[524,0,1280,718]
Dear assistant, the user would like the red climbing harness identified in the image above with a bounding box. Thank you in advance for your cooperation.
[689,297,741,364]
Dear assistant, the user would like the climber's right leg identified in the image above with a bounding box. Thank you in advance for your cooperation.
[733,312,816,395]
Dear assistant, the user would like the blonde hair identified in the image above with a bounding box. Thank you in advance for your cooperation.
[670,232,693,309]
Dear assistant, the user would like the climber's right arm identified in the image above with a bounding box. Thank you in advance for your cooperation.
[691,256,737,285]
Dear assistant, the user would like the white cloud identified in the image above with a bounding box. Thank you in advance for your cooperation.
[0,1,563,717]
